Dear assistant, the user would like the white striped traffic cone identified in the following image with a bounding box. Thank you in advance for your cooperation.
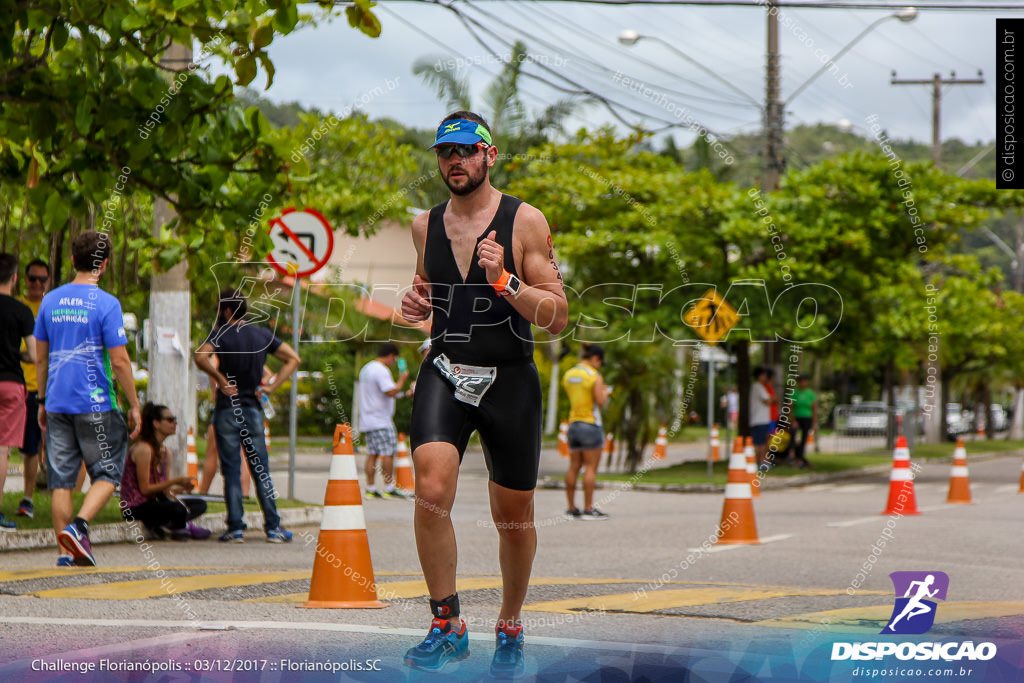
[186,427,199,485]
[710,423,721,462]
[882,435,919,515]
[946,437,972,504]
[715,436,760,545]
[395,432,415,493]
[558,421,569,458]
[744,436,759,498]
[302,424,387,609]
[653,425,668,459]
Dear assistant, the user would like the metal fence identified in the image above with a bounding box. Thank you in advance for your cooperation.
[831,404,920,452]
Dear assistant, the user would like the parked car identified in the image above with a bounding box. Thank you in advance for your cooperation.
[836,402,889,435]
[987,404,1009,432]
[945,403,972,440]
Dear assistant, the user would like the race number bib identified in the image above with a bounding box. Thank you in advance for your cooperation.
[433,353,497,407]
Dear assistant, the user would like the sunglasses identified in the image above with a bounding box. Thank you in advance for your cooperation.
[161,415,177,423]
[27,275,48,283]
[435,143,488,159]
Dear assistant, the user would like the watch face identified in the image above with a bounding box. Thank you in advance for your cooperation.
[506,275,521,295]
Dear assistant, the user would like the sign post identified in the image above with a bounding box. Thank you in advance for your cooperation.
[684,290,740,480]
[267,207,334,500]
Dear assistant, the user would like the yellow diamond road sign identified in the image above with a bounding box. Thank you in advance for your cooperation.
[684,289,740,344]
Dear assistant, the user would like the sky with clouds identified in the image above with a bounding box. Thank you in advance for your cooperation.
[214,1,1015,151]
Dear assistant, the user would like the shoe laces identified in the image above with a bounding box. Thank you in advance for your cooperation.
[419,618,453,649]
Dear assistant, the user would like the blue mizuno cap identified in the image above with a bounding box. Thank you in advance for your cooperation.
[430,119,493,148]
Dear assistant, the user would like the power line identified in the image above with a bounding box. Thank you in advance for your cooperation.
[518,0,758,108]
[375,1,1024,10]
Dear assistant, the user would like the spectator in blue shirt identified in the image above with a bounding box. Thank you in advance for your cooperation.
[34,231,141,567]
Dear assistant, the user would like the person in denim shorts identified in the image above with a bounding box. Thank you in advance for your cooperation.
[34,231,142,566]
[562,344,611,520]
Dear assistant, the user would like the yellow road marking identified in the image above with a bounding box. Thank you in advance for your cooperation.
[756,601,1024,633]
[32,571,311,600]
[524,587,871,615]
[247,576,634,604]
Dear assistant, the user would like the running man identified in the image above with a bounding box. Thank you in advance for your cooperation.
[357,343,409,499]
[400,111,568,677]
[562,344,610,520]
[886,574,939,631]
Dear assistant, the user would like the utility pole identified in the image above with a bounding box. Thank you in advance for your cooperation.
[763,2,783,192]
[890,71,984,165]
[149,41,194,476]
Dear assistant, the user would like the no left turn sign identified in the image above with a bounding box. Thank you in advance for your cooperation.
[266,207,334,278]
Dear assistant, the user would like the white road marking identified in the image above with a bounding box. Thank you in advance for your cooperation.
[687,533,793,553]
[0,617,700,656]
[826,504,952,527]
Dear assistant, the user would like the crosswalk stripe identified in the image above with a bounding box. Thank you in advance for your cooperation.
[32,571,311,600]
[524,586,856,615]
[756,600,1024,632]
[246,576,638,604]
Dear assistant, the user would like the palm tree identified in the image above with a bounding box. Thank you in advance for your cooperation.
[413,41,586,156]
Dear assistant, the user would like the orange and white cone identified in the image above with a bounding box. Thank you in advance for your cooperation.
[806,429,816,450]
[557,421,569,458]
[715,436,760,545]
[881,435,920,515]
[302,424,387,609]
[604,432,614,458]
[186,427,199,485]
[264,421,271,452]
[395,432,415,493]
[1019,456,1024,494]
[946,438,972,504]
[710,424,721,462]
[653,425,668,460]
[744,436,759,498]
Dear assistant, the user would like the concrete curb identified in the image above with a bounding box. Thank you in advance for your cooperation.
[538,450,1018,494]
[0,506,323,552]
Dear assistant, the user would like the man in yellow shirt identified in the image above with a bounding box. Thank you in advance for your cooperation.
[17,259,49,519]
[562,344,610,520]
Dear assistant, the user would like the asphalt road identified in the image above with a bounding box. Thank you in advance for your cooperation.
[1,453,1023,682]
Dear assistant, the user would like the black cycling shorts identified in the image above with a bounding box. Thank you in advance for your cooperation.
[410,355,542,491]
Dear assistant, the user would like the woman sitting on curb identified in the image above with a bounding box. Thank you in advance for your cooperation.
[120,402,211,540]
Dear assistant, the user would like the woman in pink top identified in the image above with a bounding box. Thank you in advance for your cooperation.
[121,402,210,540]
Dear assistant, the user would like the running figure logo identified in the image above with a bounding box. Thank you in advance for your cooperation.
[881,571,949,634]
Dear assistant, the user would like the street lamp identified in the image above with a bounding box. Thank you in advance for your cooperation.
[617,29,762,109]
[785,7,917,105]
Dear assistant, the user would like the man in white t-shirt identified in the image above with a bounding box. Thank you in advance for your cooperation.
[358,343,409,499]
[749,366,776,467]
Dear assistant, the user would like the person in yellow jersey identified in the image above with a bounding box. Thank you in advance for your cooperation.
[562,344,610,520]
[17,259,49,520]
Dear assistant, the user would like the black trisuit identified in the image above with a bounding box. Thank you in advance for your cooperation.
[410,193,542,491]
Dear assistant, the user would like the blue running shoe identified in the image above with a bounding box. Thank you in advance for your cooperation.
[404,618,469,671]
[57,523,95,566]
[490,623,525,678]
[266,527,293,543]
[56,556,75,567]
[218,529,245,543]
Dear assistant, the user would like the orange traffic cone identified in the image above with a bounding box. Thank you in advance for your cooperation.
[557,421,569,458]
[653,425,668,460]
[946,438,972,504]
[186,427,199,485]
[604,432,614,458]
[715,436,760,545]
[1019,456,1024,494]
[710,424,720,462]
[882,435,920,515]
[744,436,759,498]
[806,429,816,450]
[264,421,271,452]
[395,432,415,493]
[302,424,387,609]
